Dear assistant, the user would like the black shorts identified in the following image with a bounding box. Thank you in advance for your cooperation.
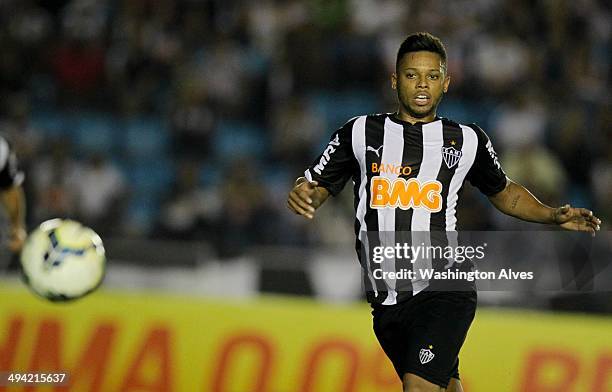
[371,290,477,388]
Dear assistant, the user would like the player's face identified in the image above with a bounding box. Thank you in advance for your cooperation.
[392,51,450,121]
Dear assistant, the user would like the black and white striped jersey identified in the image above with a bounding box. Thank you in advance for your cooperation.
[0,136,24,190]
[304,113,507,305]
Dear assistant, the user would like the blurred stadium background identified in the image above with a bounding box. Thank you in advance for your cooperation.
[0,0,610,391]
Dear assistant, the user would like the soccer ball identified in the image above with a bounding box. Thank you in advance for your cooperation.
[20,219,106,301]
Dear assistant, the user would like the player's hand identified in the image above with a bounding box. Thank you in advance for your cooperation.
[287,179,323,219]
[553,204,601,236]
[7,225,26,253]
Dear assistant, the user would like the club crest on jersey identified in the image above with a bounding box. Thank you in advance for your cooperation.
[419,347,435,364]
[441,146,462,169]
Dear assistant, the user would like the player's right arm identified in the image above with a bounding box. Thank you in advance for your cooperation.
[287,119,358,220]
[287,177,330,219]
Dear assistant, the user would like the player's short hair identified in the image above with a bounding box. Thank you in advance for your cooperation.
[396,32,447,73]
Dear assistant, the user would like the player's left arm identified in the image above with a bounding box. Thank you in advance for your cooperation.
[488,179,601,234]
[466,124,601,235]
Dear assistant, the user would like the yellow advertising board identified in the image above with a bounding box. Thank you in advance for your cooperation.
[0,282,611,392]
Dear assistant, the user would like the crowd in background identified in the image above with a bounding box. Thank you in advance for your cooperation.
[0,0,610,259]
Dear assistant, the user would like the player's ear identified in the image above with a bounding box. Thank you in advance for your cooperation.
[391,73,397,90]
[443,74,451,93]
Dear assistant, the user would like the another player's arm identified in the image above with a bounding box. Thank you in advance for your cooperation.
[0,139,26,252]
[287,177,330,219]
[488,179,601,234]
[0,184,27,251]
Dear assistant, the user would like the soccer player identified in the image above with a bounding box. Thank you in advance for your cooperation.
[0,136,26,253]
[287,32,601,392]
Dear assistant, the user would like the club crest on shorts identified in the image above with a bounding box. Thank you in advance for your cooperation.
[442,146,462,169]
[419,347,435,364]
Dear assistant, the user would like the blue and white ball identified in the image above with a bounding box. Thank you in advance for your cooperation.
[20,219,106,301]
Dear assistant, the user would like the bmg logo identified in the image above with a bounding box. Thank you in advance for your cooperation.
[370,177,442,212]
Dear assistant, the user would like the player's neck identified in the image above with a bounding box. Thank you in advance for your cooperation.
[394,110,437,125]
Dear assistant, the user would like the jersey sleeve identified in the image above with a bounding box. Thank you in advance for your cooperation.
[0,137,24,190]
[466,124,507,196]
[304,119,357,196]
